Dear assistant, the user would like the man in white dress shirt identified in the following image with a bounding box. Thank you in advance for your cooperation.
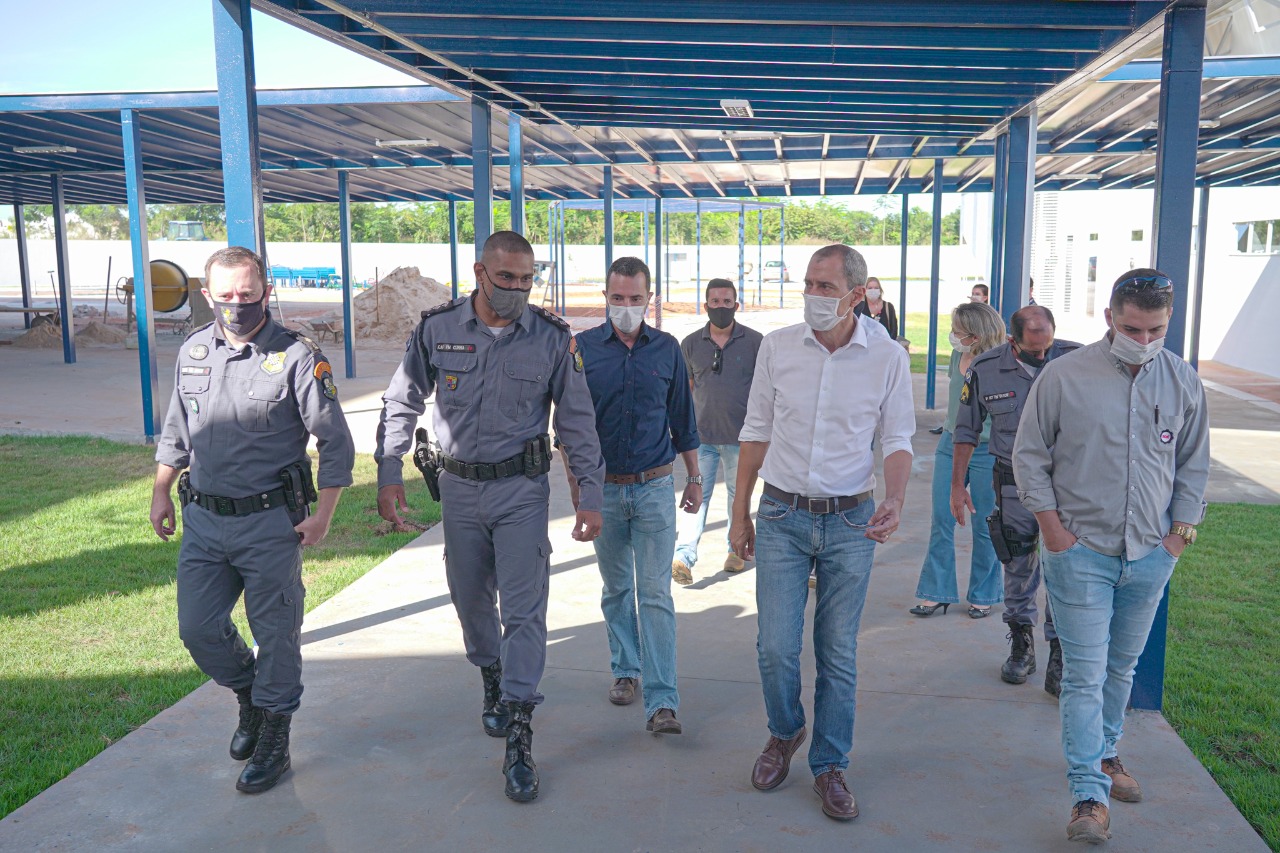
[730,244,915,822]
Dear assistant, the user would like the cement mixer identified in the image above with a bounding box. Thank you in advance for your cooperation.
[117,259,211,334]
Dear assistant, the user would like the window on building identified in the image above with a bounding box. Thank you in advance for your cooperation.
[1234,220,1280,254]
[1237,223,1251,253]
[1131,229,1144,241]
[1088,256,1097,283]
[1089,233,1099,241]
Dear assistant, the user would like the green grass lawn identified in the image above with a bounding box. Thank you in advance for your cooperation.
[904,310,954,374]
[0,436,438,819]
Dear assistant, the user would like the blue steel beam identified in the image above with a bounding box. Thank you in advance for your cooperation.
[212,0,265,254]
[471,96,494,255]
[927,160,944,410]
[50,174,76,364]
[121,109,160,440]
[990,133,1010,314]
[0,86,461,113]
[13,204,32,329]
[1190,183,1209,369]
[338,170,356,379]
[523,98,1007,121]
[603,164,614,271]
[1001,111,1037,322]
[899,193,910,334]
[1104,53,1280,82]
[508,114,525,234]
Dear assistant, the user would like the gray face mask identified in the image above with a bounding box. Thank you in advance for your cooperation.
[479,267,530,321]
[1110,328,1165,365]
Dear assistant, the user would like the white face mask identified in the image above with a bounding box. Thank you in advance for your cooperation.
[866,288,882,300]
[802,292,851,332]
[948,331,969,350]
[1110,328,1165,365]
[608,304,646,335]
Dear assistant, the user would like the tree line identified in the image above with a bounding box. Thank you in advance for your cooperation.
[2,197,960,247]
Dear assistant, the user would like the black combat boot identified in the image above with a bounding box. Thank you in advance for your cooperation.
[1044,638,1064,698]
[230,686,265,761]
[1001,623,1037,684]
[503,701,539,803]
[481,661,511,737]
[236,709,292,794]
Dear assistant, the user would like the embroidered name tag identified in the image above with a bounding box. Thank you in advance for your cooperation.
[436,343,476,353]
[181,366,212,376]
[983,391,1016,402]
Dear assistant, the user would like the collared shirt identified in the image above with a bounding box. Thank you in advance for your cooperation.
[739,318,915,497]
[1012,335,1210,560]
[680,320,763,445]
[156,314,355,495]
[953,339,1081,463]
[375,295,605,511]
[577,320,699,475]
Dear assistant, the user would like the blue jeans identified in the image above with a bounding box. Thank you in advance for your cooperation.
[1041,540,1178,804]
[755,493,877,777]
[915,431,1003,606]
[674,443,739,568]
[594,473,679,717]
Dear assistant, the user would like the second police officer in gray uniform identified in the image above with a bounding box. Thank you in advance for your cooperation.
[951,305,1079,695]
[375,231,604,804]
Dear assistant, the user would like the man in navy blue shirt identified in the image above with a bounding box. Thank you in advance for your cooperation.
[566,256,701,735]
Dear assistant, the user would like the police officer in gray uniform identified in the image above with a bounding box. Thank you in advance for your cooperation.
[375,230,604,804]
[151,246,355,794]
[952,305,1079,695]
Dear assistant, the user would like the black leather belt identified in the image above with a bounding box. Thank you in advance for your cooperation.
[185,485,290,516]
[763,483,873,515]
[440,452,524,482]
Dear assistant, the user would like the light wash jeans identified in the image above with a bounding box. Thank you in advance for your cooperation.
[673,443,739,568]
[914,431,1004,606]
[1041,540,1178,804]
[754,492,877,777]
[594,473,679,717]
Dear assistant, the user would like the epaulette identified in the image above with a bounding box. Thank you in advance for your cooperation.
[421,296,465,320]
[283,327,322,355]
[182,321,215,342]
[529,304,570,333]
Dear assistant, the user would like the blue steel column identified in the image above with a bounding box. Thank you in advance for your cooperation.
[927,159,944,410]
[695,201,701,314]
[50,175,76,364]
[899,193,910,338]
[122,109,159,439]
[738,206,747,302]
[757,209,764,304]
[1133,0,1207,715]
[1001,110,1037,322]
[990,133,1010,314]
[471,97,494,255]
[1190,183,1210,369]
[337,171,356,378]
[448,199,459,299]
[508,114,524,234]
[654,197,664,329]
[779,206,787,307]
[1150,0,1207,359]
[14,204,32,329]
[212,0,265,254]
[603,165,614,272]
[642,208,649,265]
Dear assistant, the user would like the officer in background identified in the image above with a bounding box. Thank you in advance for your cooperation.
[151,246,355,795]
[951,305,1079,695]
[375,230,604,804]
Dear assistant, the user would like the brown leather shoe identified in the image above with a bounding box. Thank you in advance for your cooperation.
[751,727,807,790]
[672,559,693,585]
[608,677,637,706]
[646,708,682,735]
[1067,798,1111,843]
[813,769,858,820]
[723,553,746,573]
[1102,757,1143,803]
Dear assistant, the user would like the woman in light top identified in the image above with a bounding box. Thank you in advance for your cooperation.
[852,276,898,340]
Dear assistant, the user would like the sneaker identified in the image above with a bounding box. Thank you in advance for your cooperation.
[1066,798,1111,844]
[723,553,746,573]
[1101,757,1143,802]
[672,559,693,586]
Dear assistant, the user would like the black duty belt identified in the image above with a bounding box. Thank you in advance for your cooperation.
[605,463,674,485]
[185,485,291,517]
[440,452,525,482]
[763,483,873,515]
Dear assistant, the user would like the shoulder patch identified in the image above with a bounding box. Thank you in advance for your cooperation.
[960,380,972,405]
[530,304,570,333]
[282,328,322,356]
[420,296,465,321]
[568,335,583,372]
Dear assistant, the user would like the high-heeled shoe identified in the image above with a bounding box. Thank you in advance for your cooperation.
[909,601,950,617]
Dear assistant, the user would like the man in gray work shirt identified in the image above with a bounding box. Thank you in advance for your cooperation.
[375,231,604,804]
[151,246,355,795]
[1013,269,1209,845]
[673,278,763,584]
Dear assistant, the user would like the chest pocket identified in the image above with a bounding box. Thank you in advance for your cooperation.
[434,352,479,409]
[232,377,290,432]
[1154,412,1184,452]
[984,396,1021,432]
[501,359,550,419]
[178,373,211,423]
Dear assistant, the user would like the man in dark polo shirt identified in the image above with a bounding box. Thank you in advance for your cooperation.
[567,256,701,735]
[673,278,763,584]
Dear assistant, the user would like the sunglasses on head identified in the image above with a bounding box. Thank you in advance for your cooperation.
[712,348,723,374]
[1113,274,1174,295]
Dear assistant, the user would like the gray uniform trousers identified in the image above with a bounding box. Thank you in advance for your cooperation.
[176,503,307,714]
[993,461,1056,641]
[440,470,553,705]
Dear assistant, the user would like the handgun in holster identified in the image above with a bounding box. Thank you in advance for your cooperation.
[986,509,1015,564]
[523,433,553,478]
[177,471,193,507]
[278,460,318,512]
[412,427,443,502]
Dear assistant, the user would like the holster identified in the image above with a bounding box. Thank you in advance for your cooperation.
[990,460,1037,560]
[412,427,442,502]
[177,471,193,507]
[987,509,1015,564]
[278,461,318,512]
[522,433,552,478]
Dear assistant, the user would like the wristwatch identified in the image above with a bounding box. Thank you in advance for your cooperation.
[1170,523,1198,546]
[686,475,703,485]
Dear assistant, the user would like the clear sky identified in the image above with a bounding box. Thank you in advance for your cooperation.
[0,0,420,93]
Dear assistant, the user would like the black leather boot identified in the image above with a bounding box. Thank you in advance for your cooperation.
[236,709,292,794]
[1001,623,1037,684]
[481,661,511,738]
[1044,638,1064,698]
[503,701,539,803]
[230,686,265,761]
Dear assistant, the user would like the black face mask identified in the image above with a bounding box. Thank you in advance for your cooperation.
[1015,345,1048,369]
[707,306,736,329]
[212,294,268,337]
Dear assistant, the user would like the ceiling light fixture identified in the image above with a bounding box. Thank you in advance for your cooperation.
[720,99,754,119]
[1050,172,1102,181]
[374,138,438,148]
[13,145,77,154]
[747,179,790,187]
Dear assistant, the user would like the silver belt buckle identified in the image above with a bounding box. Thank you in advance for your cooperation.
[807,496,832,514]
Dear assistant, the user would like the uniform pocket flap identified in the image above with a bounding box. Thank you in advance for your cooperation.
[984,397,1019,416]
[247,382,289,402]
[505,360,550,382]
[434,352,478,372]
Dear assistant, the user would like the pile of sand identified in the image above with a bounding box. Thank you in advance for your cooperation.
[13,320,127,348]
[75,321,127,346]
[12,323,62,348]
[353,267,453,343]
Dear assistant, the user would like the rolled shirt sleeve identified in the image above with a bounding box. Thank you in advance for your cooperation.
[666,345,700,454]
[878,343,916,458]
[296,352,355,489]
[1171,372,1210,524]
[1011,370,1060,513]
[952,368,986,447]
[375,322,435,489]
[154,360,191,471]
[550,338,606,512]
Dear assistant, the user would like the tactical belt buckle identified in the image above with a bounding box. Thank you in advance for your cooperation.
[216,496,234,515]
[806,497,833,514]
